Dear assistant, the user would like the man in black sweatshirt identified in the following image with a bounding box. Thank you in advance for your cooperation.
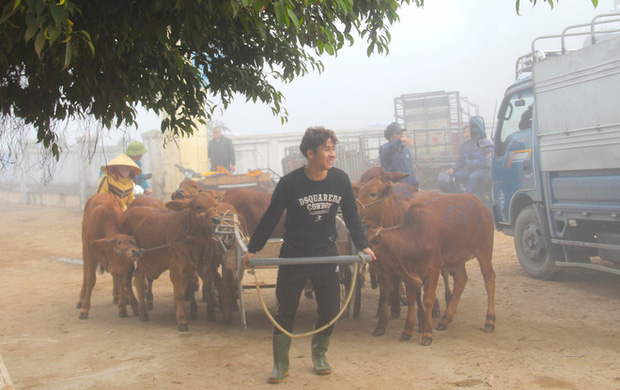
[242,127,375,384]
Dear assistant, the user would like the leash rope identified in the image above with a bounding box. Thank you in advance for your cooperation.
[248,253,367,338]
[355,196,387,210]
[139,238,190,254]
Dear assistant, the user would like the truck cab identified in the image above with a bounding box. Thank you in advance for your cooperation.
[481,14,620,279]
[492,78,537,231]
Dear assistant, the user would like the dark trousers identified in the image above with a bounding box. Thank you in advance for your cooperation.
[454,168,490,194]
[273,242,340,336]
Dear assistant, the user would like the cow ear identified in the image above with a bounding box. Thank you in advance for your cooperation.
[166,199,191,211]
[90,238,114,265]
[351,181,360,197]
[387,172,410,183]
[91,237,114,252]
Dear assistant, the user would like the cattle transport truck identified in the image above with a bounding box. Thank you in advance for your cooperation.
[481,14,620,279]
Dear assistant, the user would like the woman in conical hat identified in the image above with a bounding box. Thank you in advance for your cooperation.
[96,154,142,210]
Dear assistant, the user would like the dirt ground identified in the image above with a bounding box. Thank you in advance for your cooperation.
[0,203,618,390]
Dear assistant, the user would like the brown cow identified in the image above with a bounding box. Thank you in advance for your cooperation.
[368,193,495,345]
[171,179,205,200]
[198,200,241,324]
[120,192,221,331]
[130,195,167,210]
[78,193,142,319]
[355,170,445,323]
[352,166,418,198]
[127,195,166,310]
[171,184,240,321]
[172,179,222,202]
[220,188,285,238]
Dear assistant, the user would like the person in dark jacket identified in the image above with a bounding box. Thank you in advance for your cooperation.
[445,124,491,194]
[242,127,375,384]
[208,127,236,172]
[379,122,420,188]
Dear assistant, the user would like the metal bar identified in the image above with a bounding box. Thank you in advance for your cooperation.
[551,239,620,251]
[554,261,620,276]
[247,254,371,267]
[237,243,247,329]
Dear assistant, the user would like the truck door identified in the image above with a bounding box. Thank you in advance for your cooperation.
[492,88,535,224]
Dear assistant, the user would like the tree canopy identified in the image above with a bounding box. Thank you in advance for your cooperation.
[0,0,596,159]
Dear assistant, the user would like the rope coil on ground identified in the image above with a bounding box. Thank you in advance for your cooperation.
[249,253,367,338]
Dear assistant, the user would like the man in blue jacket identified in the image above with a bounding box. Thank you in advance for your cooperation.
[379,122,420,188]
[445,124,491,194]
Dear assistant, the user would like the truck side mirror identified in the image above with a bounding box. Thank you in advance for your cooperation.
[470,116,487,139]
[477,138,493,149]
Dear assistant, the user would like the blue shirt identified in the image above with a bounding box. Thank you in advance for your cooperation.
[379,139,420,187]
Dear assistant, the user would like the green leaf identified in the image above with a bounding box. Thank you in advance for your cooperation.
[24,22,39,42]
[50,3,65,27]
[287,8,300,31]
[62,39,72,70]
[34,29,46,57]
[75,30,95,56]
[48,23,62,44]
[274,2,285,25]
[324,42,334,55]
[366,41,374,57]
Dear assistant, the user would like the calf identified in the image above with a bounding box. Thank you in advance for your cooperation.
[127,195,166,309]
[368,193,495,345]
[78,193,141,319]
[199,200,241,324]
[120,192,221,331]
[355,170,445,324]
[130,195,167,210]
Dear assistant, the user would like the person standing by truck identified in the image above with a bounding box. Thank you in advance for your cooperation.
[242,127,375,384]
[379,121,420,188]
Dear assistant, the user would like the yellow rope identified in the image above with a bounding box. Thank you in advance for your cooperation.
[248,254,366,338]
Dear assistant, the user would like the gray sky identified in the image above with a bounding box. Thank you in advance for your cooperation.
[133,0,615,136]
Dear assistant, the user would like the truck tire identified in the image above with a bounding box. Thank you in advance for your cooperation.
[514,205,560,280]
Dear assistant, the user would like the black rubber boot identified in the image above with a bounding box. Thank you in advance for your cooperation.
[311,334,332,375]
[268,334,291,384]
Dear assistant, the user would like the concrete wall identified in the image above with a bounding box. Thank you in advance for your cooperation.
[0,127,383,208]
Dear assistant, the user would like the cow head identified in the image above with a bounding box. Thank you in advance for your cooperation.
[172,179,206,200]
[91,234,141,275]
[355,177,393,228]
[167,192,221,233]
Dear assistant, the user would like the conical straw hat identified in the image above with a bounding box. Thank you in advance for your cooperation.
[105,154,142,176]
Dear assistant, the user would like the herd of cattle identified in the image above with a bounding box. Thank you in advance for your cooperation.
[76,167,495,346]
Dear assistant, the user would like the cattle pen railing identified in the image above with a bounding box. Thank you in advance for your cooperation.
[215,214,367,329]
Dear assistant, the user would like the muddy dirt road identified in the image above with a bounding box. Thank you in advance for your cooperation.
[0,204,618,389]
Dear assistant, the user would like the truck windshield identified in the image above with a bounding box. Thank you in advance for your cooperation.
[495,89,534,156]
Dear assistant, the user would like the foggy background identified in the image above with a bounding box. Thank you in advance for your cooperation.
[130,0,617,137]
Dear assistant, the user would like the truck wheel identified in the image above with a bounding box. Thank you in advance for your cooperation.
[514,205,559,280]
